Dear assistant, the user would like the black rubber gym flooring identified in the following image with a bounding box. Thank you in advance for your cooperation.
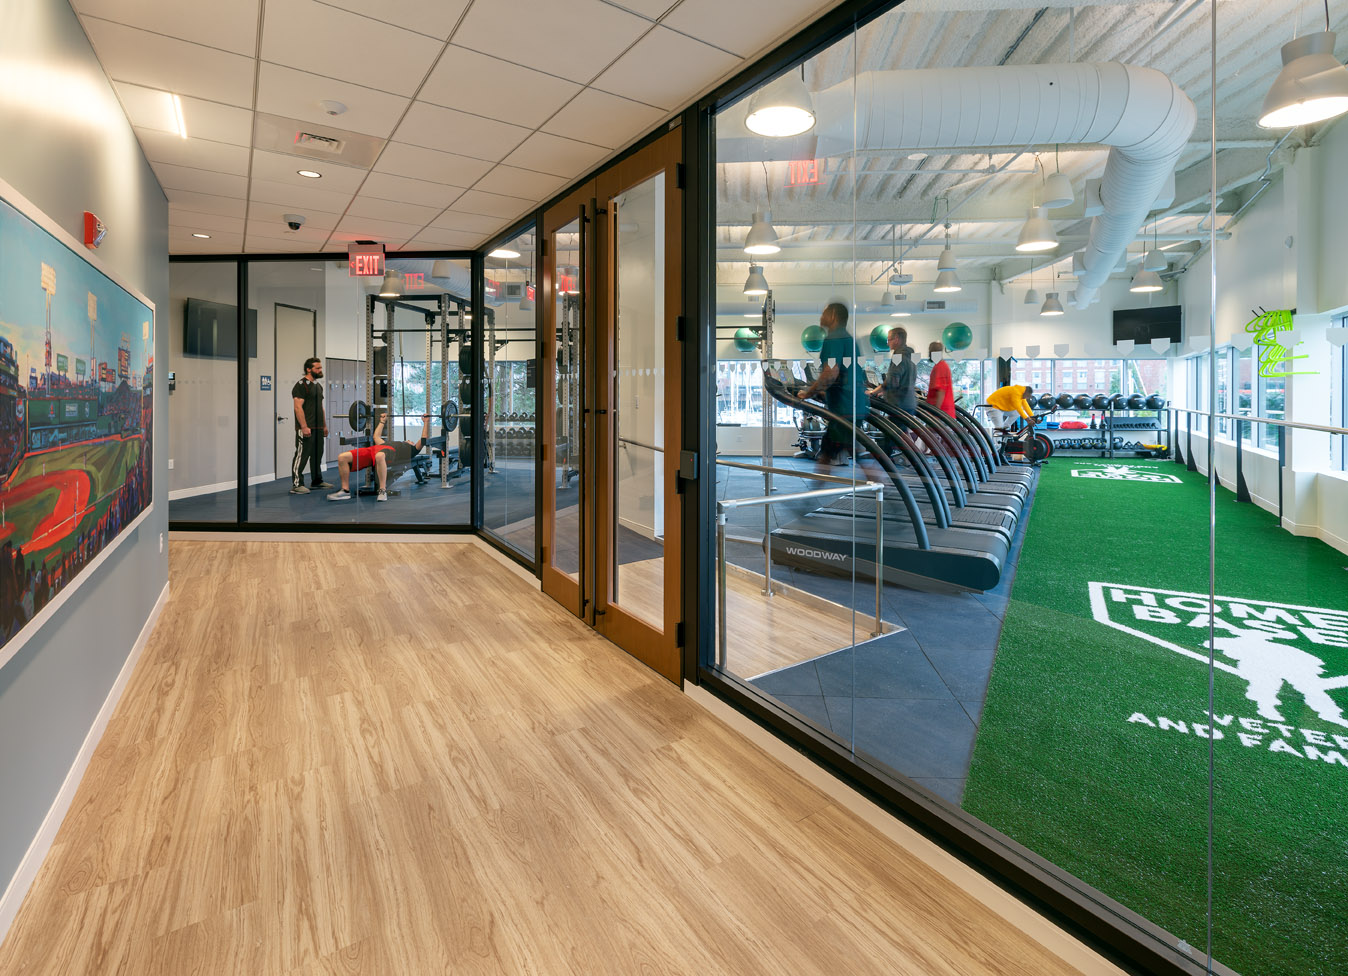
[716,455,1035,804]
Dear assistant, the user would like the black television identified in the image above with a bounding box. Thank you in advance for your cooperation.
[184,298,257,359]
[1113,304,1182,345]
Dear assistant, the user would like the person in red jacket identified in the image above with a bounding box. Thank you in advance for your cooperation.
[926,341,957,418]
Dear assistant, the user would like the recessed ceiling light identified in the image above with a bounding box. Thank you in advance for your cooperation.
[192,232,211,239]
[488,248,521,259]
[170,93,187,139]
[297,169,322,179]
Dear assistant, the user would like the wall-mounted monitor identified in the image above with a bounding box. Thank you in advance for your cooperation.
[1113,304,1182,345]
[184,298,257,359]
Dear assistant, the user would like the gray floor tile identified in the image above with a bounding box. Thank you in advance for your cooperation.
[815,635,953,700]
[920,644,998,701]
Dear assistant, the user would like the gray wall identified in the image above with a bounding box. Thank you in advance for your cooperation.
[0,0,169,894]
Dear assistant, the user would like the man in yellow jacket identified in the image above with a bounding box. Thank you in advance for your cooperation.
[986,384,1035,422]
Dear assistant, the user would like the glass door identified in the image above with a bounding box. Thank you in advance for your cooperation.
[539,131,683,683]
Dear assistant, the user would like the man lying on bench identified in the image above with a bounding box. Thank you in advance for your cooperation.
[328,412,430,502]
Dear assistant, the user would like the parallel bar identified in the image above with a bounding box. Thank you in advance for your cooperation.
[717,458,873,486]
[1167,406,1348,437]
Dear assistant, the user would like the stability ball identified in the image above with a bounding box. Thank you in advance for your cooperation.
[801,324,825,353]
[870,324,892,352]
[733,327,759,353]
[942,321,973,350]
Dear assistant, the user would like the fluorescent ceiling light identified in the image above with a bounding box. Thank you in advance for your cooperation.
[1015,206,1057,252]
[378,269,403,298]
[489,247,521,259]
[933,270,961,293]
[297,169,321,179]
[170,93,187,139]
[1130,268,1164,293]
[890,309,911,317]
[1258,31,1348,128]
[191,232,211,239]
[744,73,815,137]
[743,211,780,255]
[1040,292,1064,315]
[743,264,769,296]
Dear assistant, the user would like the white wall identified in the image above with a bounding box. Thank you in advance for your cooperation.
[167,264,237,496]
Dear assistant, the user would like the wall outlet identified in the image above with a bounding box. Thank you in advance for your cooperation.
[168,458,174,469]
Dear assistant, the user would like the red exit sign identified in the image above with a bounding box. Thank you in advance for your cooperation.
[404,272,425,290]
[787,159,821,185]
[348,243,385,277]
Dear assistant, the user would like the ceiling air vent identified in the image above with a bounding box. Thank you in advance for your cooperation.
[295,131,343,154]
[253,112,385,169]
[924,300,947,311]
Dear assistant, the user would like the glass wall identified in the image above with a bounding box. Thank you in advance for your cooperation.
[483,228,537,558]
[167,261,238,523]
[168,254,473,528]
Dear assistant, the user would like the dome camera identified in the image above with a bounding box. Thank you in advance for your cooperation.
[283,213,305,232]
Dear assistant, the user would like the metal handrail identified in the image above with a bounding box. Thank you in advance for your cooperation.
[1167,406,1348,437]
[618,436,664,453]
[716,457,874,486]
[715,481,885,671]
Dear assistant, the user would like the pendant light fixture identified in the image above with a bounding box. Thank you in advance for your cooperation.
[1041,145,1074,209]
[933,215,961,293]
[744,65,815,137]
[743,211,780,254]
[1258,3,1348,128]
[1142,220,1167,272]
[1024,260,1041,305]
[378,268,403,298]
[1016,206,1058,252]
[518,284,534,312]
[1040,291,1064,316]
[1131,244,1164,292]
[430,259,454,278]
[743,264,769,296]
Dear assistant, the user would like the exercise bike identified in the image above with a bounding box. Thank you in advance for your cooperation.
[993,411,1054,465]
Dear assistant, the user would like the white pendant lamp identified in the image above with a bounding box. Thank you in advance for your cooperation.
[1040,292,1064,316]
[1258,30,1348,128]
[880,290,895,307]
[1015,206,1057,252]
[744,69,815,137]
[1143,248,1167,272]
[936,246,957,272]
[743,211,780,255]
[1024,287,1042,305]
[933,217,960,292]
[431,259,454,277]
[488,247,520,259]
[518,284,534,312]
[378,268,403,297]
[933,270,961,293]
[1042,171,1074,209]
[1131,268,1164,293]
[743,264,769,296]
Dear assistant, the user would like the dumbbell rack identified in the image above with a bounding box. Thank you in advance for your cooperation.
[1041,401,1170,459]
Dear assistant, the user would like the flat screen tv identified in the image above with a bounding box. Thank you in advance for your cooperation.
[1113,304,1182,345]
[184,298,257,359]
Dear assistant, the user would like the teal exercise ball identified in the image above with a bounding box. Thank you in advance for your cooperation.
[942,321,973,350]
[801,324,825,353]
[870,324,891,352]
[733,327,759,352]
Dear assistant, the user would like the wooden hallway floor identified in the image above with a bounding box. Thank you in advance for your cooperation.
[0,540,1120,975]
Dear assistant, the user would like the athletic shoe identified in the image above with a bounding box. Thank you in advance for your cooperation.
[327,490,350,501]
[312,480,335,489]
[377,490,388,502]
[290,484,310,494]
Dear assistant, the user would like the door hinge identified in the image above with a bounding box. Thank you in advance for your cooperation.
[676,163,686,189]
[676,315,686,341]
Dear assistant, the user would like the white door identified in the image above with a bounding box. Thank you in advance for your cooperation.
[274,304,317,479]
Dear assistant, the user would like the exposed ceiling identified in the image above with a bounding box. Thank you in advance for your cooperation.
[714,0,1347,298]
[73,0,846,255]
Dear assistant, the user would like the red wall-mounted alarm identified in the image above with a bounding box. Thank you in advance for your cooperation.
[83,211,107,249]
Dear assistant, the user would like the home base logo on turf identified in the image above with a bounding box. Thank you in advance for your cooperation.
[1089,581,1348,767]
[1071,464,1180,483]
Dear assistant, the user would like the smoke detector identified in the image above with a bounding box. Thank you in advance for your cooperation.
[319,100,348,116]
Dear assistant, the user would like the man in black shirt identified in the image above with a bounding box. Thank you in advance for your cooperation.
[290,357,332,493]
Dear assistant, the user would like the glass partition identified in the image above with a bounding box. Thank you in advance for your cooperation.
[483,228,537,558]
[167,261,238,522]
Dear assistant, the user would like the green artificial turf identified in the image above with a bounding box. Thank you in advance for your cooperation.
[962,457,1348,976]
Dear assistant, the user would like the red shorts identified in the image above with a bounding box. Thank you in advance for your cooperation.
[348,445,393,471]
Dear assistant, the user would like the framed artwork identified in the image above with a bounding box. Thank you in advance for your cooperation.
[0,178,155,670]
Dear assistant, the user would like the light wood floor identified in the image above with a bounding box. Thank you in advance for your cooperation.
[0,541,1115,975]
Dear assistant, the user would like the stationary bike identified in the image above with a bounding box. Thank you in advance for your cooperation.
[995,411,1054,465]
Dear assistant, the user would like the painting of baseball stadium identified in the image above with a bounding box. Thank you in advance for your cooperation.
[0,188,153,661]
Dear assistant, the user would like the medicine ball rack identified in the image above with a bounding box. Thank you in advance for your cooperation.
[1033,392,1171,459]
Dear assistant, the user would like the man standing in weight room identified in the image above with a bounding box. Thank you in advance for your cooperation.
[290,357,333,494]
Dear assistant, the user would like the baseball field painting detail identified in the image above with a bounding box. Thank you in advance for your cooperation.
[0,187,153,664]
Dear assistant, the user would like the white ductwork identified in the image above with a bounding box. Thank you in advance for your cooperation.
[801,63,1196,308]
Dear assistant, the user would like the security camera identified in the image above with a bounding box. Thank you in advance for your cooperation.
[283,213,305,232]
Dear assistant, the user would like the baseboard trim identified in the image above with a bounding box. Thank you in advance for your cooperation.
[0,580,170,945]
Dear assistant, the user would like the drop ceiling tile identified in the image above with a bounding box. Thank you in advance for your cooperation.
[247,222,334,246]
[172,231,244,253]
[663,0,829,58]
[255,64,410,139]
[246,202,345,232]
[405,230,482,248]
[165,189,248,217]
[114,82,178,131]
[501,132,608,180]
[245,233,320,252]
[180,97,254,146]
[73,0,259,56]
[260,0,444,97]
[326,228,414,249]
[152,162,249,198]
[449,190,534,220]
[319,0,470,39]
[136,129,251,175]
[472,166,565,200]
[430,211,509,235]
[335,215,428,241]
[345,194,443,226]
[419,46,582,129]
[592,25,740,110]
[168,208,247,233]
[541,88,664,149]
[251,150,369,194]
[84,18,254,107]
[374,142,494,186]
[248,177,358,214]
[360,171,464,208]
[453,0,649,84]
[393,102,531,162]
[605,0,677,17]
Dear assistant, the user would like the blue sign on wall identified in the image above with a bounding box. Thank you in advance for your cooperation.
[260,375,272,391]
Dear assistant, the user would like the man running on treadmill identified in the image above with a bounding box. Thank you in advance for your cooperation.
[328,412,431,502]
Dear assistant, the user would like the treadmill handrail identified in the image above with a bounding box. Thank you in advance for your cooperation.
[916,400,991,482]
[866,396,972,507]
[860,408,952,527]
